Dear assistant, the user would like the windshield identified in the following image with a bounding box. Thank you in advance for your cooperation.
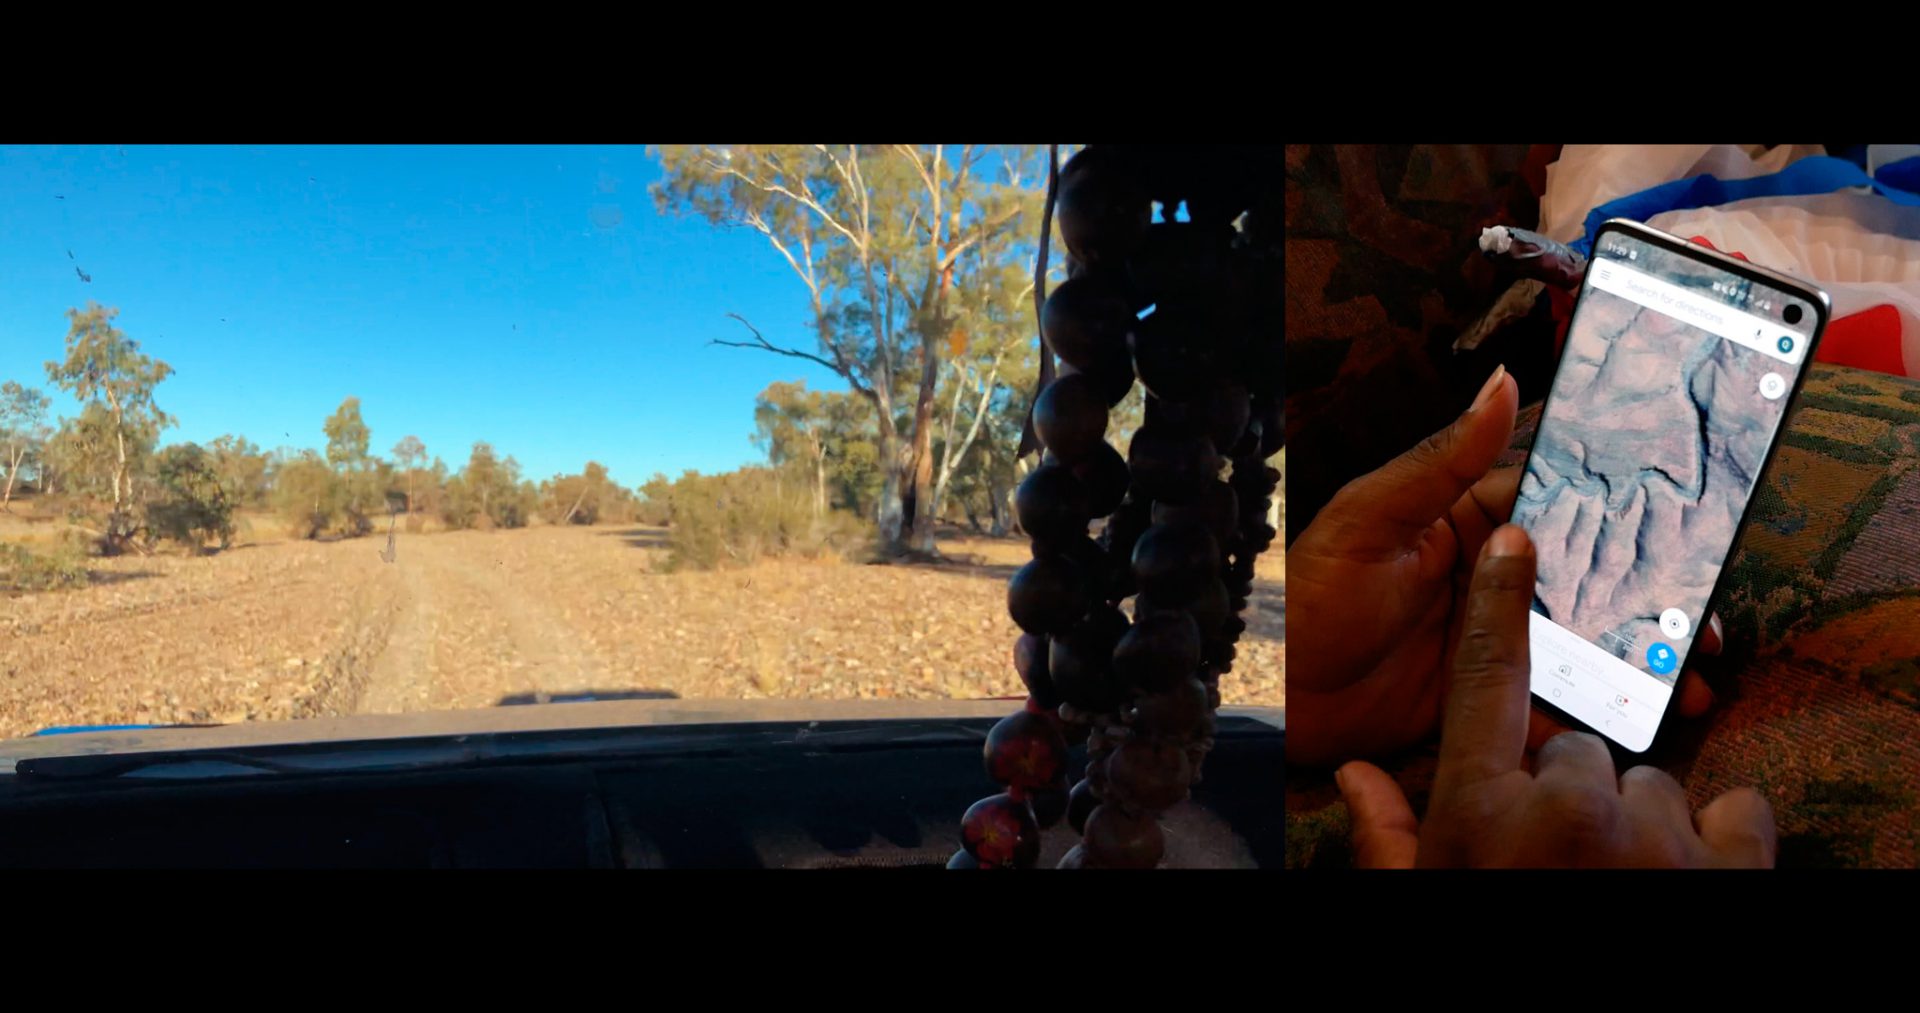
[0,144,1283,742]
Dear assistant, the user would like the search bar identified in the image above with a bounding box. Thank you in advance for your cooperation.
[1587,259,1806,366]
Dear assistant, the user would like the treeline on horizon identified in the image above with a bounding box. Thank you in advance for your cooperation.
[2,301,1068,572]
[1,303,658,557]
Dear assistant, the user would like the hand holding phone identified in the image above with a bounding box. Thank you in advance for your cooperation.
[1515,220,1829,755]
[1335,524,1777,869]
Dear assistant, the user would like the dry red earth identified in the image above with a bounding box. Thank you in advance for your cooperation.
[0,524,1283,740]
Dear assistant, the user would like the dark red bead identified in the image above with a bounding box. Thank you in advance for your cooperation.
[1131,676,1211,738]
[1083,804,1166,869]
[984,711,1069,789]
[1107,737,1193,811]
[961,793,1042,869]
[1014,633,1058,707]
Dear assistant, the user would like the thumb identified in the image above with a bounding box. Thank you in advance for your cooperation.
[1307,365,1516,562]
[1337,761,1420,869]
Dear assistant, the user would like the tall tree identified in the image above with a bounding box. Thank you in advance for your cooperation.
[651,145,1051,555]
[206,434,271,508]
[323,397,378,533]
[391,434,427,513]
[324,397,371,470]
[0,380,52,509]
[753,380,834,517]
[44,303,174,551]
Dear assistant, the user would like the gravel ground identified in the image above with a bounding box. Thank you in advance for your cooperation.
[0,524,1283,740]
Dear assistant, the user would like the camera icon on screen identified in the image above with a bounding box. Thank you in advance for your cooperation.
[1778,335,1795,354]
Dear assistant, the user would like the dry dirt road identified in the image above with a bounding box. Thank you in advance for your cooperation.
[0,524,1284,740]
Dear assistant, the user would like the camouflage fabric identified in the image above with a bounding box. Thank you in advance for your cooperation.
[1284,144,1559,544]
[1286,363,1920,868]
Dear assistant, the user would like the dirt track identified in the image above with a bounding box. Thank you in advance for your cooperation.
[0,524,1284,740]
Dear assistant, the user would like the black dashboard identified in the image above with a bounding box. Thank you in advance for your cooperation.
[0,715,1284,868]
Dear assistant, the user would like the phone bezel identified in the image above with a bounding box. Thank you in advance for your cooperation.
[1518,217,1832,759]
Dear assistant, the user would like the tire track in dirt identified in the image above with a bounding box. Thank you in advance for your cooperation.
[355,536,604,714]
[358,555,434,714]
[437,550,604,702]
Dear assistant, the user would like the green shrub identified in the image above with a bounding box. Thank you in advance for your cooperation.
[146,443,235,551]
[272,454,343,539]
[0,541,89,592]
[662,467,864,571]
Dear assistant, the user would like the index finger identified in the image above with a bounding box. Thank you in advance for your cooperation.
[1437,524,1538,789]
[1308,366,1517,562]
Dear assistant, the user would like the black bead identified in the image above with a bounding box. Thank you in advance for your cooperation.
[1126,221,1233,305]
[1071,440,1130,518]
[1194,380,1252,454]
[1256,396,1283,458]
[1112,608,1203,692]
[1056,147,1151,267]
[1128,424,1218,506]
[1151,479,1240,546]
[1048,605,1129,712]
[1129,304,1218,405]
[1064,354,1136,408]
[1131,521,1220,606]
[1015,463,1091,542]
[1066,777,1100,836]
[1186,577,1232,638]
[1027,778,1071,830]
[1042,272,1135,374]
[1007,556,1088,635]
[1033,371,1110,464]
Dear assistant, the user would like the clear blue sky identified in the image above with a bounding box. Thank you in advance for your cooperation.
[0,145,846,486]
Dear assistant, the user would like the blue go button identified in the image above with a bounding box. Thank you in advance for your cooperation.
[1778,335,1795,354]
[1646,642,1678,675]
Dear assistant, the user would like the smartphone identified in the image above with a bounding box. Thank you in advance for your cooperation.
[1512,218,1829,755]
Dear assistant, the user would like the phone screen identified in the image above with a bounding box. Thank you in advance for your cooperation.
[1513,222,1826,752]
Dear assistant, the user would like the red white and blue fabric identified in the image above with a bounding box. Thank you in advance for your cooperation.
[1554,152,1920,379]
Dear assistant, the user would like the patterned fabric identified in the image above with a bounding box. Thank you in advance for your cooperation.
[1284,144,1559,543]
[1286,363,1920,868]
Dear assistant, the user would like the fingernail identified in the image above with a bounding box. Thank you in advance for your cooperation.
[1710,613,1723,641]
[1469,364,1508,413]
[1487,524,1528,558]
[1334,764,1351,794]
